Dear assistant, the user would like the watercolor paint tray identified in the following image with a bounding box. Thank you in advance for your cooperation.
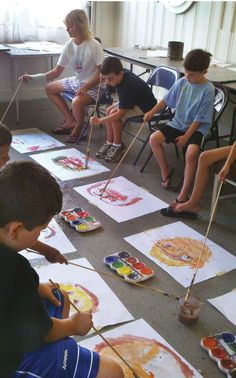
[104,251,154,283]
[201,332,236,377]
[60,207,101,233]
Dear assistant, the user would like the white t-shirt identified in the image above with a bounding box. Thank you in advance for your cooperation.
[57,38,104,83]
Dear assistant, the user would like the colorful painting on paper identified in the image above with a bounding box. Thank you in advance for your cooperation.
[124,221,236,287]
[11,128,64,153]
[74,176,167,222]
[208,289,236,326]
[19,218,76,260]
[30,148,110,181]
[80,318,203,378]
[35,258,133,331]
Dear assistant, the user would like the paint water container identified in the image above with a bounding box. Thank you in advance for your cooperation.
[168,41,184,60]
[178,295,202,325]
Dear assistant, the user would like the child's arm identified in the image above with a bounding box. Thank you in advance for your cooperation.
[90,108,126,125]
[175,121,200,147]
[33,240,68,264]
[143,99,167,122]
[218,141,236,181]
[19,65,64,83]
[45,311,93,342]
[76,67,101,96]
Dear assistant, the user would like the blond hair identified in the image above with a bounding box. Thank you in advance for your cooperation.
[64,9,92,40]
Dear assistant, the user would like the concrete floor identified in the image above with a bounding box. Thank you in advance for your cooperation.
[2,99,236,378]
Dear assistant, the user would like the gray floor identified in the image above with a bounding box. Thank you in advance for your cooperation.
[3,99,236,378]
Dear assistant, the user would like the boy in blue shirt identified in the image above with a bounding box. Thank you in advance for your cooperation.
[91,57,157,162]
[0,161,123,378]
[144,49,215,210]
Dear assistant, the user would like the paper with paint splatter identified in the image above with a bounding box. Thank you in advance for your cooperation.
[208,289,236,326]
[74,176,167,222]
[80,318,203,377]
[19,218,76,260]
[30,148,110,181]
[11,128,64,153]
[35,258,134,331]
[124,221,236,287]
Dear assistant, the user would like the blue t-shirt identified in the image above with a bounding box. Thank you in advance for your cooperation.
[164,77,215,136]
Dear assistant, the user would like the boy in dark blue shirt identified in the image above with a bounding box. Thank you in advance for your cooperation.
[0,161,123,378]
[91,57,157,162]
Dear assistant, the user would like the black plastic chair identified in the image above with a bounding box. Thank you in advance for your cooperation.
[122,65,181,165]
[62,86,113,144]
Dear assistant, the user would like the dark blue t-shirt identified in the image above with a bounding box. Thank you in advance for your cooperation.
[0,244,52,377]
[116,69,157,112]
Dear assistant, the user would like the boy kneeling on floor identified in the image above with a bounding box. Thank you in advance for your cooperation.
[0,161,123,378]
[90,57,157,162]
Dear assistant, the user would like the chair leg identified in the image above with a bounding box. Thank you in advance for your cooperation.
[133,136,150,166]
[230,106,236,144]
[140,150,153,172]
[210,174,221,221]
[76,120,89,144]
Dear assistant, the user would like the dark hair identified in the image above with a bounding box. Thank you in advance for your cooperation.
[183,49,212,71]
[0,124,12,147]
[101,57,123,75]
[0,161,62,230]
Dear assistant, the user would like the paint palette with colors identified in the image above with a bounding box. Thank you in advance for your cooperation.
[201,332,236,376]
[104,251,154,283]
[60,208,101,233]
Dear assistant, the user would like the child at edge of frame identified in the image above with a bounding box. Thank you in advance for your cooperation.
[0,159,124,377]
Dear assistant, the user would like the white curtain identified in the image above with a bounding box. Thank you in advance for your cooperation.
[0,0,87,43]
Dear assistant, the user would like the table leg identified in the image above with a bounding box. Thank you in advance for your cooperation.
[50,56,53,70]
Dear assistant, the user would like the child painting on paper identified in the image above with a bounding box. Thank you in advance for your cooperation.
[87,181,142,207]
[94,335,195,378]
[150,237,211,268]
[60,283,99,314]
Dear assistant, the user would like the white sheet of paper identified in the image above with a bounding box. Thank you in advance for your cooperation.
[74,176,167,222]
[11,128,64,153]
[36,258,133,331]
[30,148,110,181]
[208,289,236,326]
[80,318,202,378]
[227,67,236,72]
[146,49,168,57]
[124,221,236,287]
[19,218,76,260]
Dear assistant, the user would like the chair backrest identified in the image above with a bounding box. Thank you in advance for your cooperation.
[212,83,228,123]
[147,65,181,91]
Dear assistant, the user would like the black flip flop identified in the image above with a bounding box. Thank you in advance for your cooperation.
[160,206,198,219]
[52,127,72,135]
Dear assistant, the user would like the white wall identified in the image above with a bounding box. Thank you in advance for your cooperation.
[114,1,236,64]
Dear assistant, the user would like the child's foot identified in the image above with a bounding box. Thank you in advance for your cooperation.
[171,196,189,209]
[161,168,174,189]
[104,143,125,162]
[52,121,76,135]
[96,143,113,159]
[175,201,200,214]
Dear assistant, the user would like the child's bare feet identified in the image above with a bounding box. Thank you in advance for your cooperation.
[175,200,199,214]
[52,120,76,135]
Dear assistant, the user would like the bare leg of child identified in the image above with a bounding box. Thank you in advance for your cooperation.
[176,144,200,203]
[66,94,94,143]
[45,82,76,132]
[149,130,171,188]
[96,356,124,378]
[175,146,232,214]
[112,119,123,145]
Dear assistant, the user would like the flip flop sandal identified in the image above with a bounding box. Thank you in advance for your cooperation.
[162,168,174,189]
[52,127,72,135]
[175,197,189,204]
[160,206,198,219]
[65,134,79,143]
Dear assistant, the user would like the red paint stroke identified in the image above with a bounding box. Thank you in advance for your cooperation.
[42,225,56,239]
[53,156,85,171]
[27,143,58,152]
[87,181,142,207]
[94,335,194,378]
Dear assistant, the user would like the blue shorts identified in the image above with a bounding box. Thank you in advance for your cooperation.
[61,77,106,102]
[14,289,100,378]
